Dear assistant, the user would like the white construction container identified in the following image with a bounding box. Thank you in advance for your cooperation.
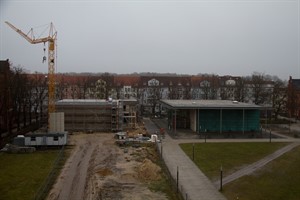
[24,132,67,146]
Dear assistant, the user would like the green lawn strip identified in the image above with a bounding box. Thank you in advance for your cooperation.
[0,150,60,200]
[148,174,182,200]
[147,144,183,200]
[223,145,300,200]
[180,142,289,181]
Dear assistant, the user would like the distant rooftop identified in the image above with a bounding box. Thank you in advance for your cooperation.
[56,99,111,105]
[56,99,137,106]
[160,100,261,109]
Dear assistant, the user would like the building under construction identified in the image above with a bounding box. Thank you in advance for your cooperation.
[55,99,138,132]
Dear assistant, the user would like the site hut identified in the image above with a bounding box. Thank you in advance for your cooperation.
[13,132,67,146]
[160,100,262,137]
[55,99,138,132]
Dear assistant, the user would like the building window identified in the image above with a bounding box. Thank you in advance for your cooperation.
[53,136,59,141]
[31,137,36,141]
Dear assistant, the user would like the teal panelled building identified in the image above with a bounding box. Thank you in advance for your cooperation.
[160,100,261,134]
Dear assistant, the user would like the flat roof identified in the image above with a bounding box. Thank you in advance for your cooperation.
[26,132,67,137]
[56,99,114,106]
[56,99,137,106]
[160,100,262,109]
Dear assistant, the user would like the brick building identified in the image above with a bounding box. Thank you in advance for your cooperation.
[287,76,300,118]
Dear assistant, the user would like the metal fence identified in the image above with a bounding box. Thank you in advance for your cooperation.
[155,140,185,200]
[34,146,65,200]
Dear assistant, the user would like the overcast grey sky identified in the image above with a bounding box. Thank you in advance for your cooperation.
[0,0,299,80]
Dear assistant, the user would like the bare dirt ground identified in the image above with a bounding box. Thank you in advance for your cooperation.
[47,132,168,200]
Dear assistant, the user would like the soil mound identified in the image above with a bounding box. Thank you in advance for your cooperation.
[138,159,162,181]
[97,168,113,177]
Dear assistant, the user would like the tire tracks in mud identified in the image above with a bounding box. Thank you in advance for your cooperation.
[84,138,121,200]
[47,133,168,200]
[48,135,101,200]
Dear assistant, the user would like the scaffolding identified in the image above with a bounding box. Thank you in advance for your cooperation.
[111,100,123,132]
[56,99,137,132]
[123,102,137,129]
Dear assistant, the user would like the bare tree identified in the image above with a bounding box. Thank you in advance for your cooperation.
[272,78,287,119]
[199,75,219,100]
[80,76,95,99]
[209,76,219,99]
[148,85,162,114]
[56,75,66,100]
[250,73,272,105]
[31,73,47,124]
[0,60,12,134]
[94,79,107,99]
[182,83,191,100]
[10,67,28,130]
[200,80,210,100]
[234,77,248,102]
[101,73,114,99]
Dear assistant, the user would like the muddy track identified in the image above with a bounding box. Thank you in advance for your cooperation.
[47,133,168,200]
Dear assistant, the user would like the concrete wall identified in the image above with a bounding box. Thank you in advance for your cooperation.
[190,109,196,132]
[49,112,65,132]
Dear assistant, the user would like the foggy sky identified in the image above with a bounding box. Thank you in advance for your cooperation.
[0,0,299,80]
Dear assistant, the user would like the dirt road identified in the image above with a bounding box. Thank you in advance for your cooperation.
[47,133,167,200]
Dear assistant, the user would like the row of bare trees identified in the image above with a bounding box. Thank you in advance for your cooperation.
[0,68,294,137]
[144,73,288,118]
[0,67,48,136]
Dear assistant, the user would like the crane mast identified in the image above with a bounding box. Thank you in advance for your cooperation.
[5,21,57,124]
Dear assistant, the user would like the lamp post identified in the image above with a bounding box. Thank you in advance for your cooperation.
[177,166,179,193]
[220,165,223,191]
[192,143,195,161]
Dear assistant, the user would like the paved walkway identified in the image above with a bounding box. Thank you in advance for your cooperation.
[144,118,226,200]
[144,118,300,200]
[214,142,300,187]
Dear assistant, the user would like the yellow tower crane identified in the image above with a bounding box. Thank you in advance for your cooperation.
[5,21,57,125]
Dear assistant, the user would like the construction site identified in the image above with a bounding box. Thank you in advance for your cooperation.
[55,99,138,132]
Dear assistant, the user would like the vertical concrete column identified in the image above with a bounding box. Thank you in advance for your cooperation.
[243,109,245,134]
[220,109,222,134]
[174,109,177,135]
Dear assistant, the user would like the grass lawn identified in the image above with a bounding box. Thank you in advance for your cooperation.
[223,145,300,200]
[180,142,289,181]
[180,142,300,200]
[0,150,61,200]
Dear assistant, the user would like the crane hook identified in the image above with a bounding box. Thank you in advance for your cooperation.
[42,55,47,63]
[42,42,46,63]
